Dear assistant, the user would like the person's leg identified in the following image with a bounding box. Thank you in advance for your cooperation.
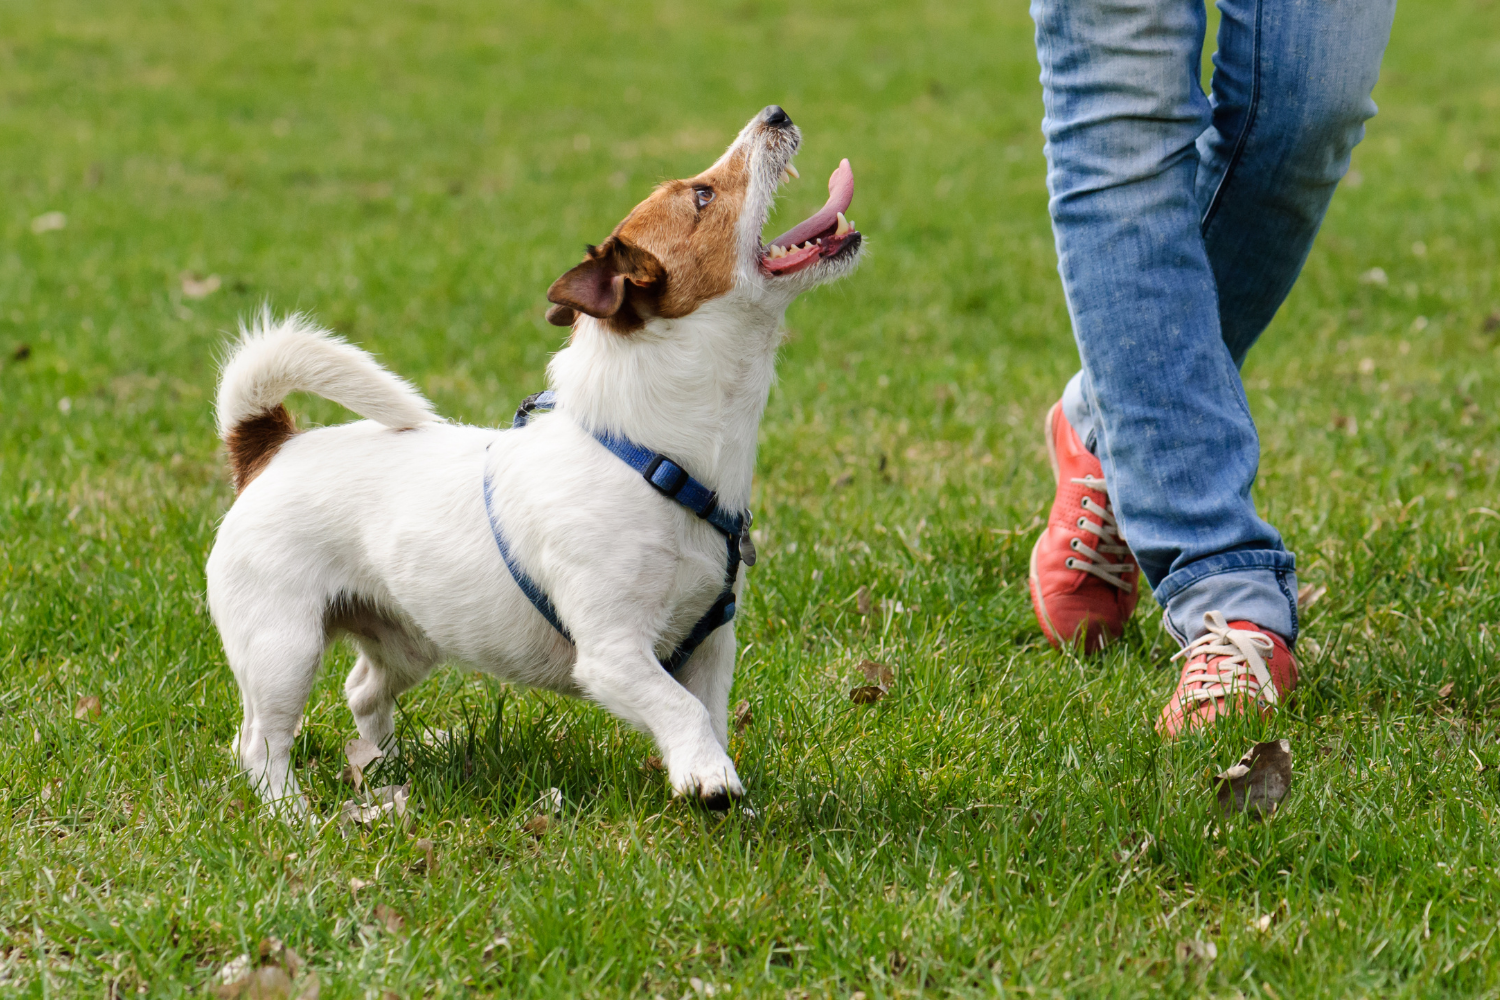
[1196,0,1398,366]
[1154,0,1396,642]
[1031,0,1294,648]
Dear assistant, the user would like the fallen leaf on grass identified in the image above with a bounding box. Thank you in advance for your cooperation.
[1439,682,1455,699]
[1214,740,1292,819]
[74,695,102,721]
[213,959,294,1000]
[373,903,404,934]
[850,658,896,704]
[181,272,223,299]
[339,783,409,828]
[643,755,663,772]
[1175,938,1217,964]
[348,877,371,893]
[412,837,437,876]
[859,659,895,687]
[733,700,752,731]
[30,211,66,234]
[481,936,510,962]
[1296,583,1327,610]
[522,814,552,836]
[1249,913,1274,933]
[855,586,872,617]
[341,738,384,789]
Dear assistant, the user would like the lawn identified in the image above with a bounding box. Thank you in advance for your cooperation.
[2,0,1499,996]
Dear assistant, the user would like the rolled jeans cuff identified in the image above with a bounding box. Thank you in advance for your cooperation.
[1155,550,1298,647]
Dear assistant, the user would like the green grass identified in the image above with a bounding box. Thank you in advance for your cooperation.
[2,0,1499,996]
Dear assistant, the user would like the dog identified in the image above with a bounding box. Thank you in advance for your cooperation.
[207,106,862,815]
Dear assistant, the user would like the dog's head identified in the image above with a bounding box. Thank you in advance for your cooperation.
[545,106,862,331]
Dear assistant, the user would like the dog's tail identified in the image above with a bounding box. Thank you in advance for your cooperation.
[216,309,439,491]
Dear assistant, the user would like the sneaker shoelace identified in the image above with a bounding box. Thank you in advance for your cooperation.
[1171,611,1280,707]
[1064,475,1135,591]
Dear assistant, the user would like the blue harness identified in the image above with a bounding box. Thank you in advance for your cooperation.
[483,390,754,676]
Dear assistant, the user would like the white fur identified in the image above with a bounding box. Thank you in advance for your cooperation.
[206,111,861,816]
[216,308,436,437]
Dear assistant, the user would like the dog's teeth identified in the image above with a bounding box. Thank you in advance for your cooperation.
[768,245,786,259]
[815,238,822,245]
[779,169,790,185]
[835,212,851,237]
[786,163,799,179]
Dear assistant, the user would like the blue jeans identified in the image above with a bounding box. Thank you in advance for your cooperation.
[1031,0,1395,645]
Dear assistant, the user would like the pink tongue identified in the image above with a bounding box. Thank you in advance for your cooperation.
[769,158,853,248]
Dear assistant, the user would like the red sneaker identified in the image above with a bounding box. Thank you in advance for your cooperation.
[1156,612,1299,738]
[1028,402,1140,652]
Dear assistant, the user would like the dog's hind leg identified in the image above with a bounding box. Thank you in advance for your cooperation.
[344,637,435,754]
[221,606,326,819]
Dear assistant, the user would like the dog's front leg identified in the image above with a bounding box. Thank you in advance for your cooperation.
[673,625,736,749]
[573,635,743,808]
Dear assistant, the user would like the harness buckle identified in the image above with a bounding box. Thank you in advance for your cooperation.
[643,454,689,497]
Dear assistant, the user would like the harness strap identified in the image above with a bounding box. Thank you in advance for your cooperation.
[515,391,746,540]
[491,390,749,675]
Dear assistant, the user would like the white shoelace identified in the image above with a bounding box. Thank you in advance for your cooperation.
[1171,611,1279,707]
[1064,475,1135,591]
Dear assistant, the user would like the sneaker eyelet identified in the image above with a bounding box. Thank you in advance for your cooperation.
[1065,558,1076,568]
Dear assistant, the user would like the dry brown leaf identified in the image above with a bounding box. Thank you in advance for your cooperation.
[412,837,437,876]
[522,814,552,836]
[481,936,510,962]
[1215,740,1292,819]
[30,211,66,234]
[74,695,102,721]
[643,755,664,772]
[293,972,320,1000]
[849,686,886,705]
[1175,938,1217,964]
[344,738,383,769]
[339,783,409,828]
[733,700,753,731]
[1297,583,1328,610]
[855,586,872,617]
[1439,682,1455,699]
[373,903,404,934]
[181,272,223,299]
[380,992,400,1000]
[859,659,895,687]
[348,877,371,893]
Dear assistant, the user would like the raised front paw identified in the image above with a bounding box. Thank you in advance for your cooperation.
[667,749,744,811]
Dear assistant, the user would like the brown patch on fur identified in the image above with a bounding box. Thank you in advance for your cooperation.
[548,148,750,332]
[226,404,297,492]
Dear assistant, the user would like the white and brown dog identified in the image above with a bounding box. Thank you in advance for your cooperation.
[207,106,861,814]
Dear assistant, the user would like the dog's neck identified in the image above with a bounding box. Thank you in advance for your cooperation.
[545,294,784,513]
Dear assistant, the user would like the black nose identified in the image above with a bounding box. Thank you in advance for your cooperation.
[760,105,792,128]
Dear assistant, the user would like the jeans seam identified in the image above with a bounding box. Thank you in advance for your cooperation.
[1276,568,1299,642]
[1199,0,1265,234]
[1154,554,1295,604]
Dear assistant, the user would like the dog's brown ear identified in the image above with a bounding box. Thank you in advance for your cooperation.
[546,239,665,329]
[548,255,627,320]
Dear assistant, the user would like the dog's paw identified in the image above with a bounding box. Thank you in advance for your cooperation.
[667,751,744,811]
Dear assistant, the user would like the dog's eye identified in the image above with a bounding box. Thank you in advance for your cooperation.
[693,186,715,210]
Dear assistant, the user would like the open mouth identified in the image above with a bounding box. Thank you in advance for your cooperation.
[761,158,859,277]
